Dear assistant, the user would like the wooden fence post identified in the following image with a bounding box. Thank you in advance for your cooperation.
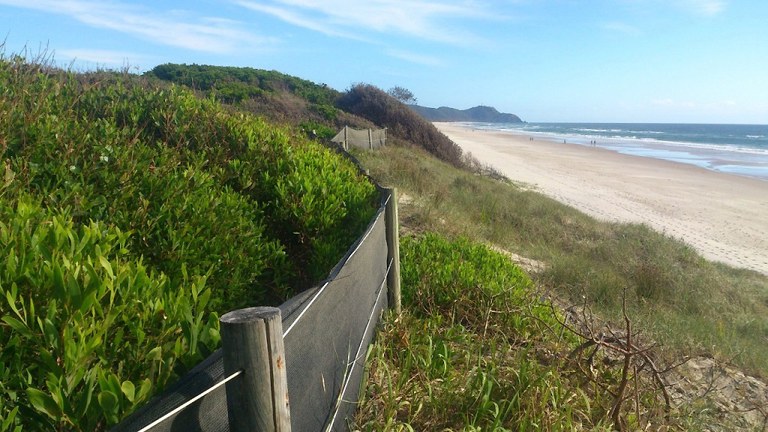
[385,188,402,314]
[368,129,373,150]
[221,307,291,432]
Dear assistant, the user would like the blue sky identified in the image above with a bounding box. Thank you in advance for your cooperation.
[1,0,766,123]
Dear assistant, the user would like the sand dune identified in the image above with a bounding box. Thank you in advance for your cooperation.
[434,122,768,275]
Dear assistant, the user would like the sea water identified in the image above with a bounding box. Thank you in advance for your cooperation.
[467,122,768,181]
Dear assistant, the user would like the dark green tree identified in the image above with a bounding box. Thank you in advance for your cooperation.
[387,86,417,105]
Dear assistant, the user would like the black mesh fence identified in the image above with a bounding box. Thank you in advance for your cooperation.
[113,190,393,432]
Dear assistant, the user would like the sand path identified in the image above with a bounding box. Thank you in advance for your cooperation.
[434,122,768,275]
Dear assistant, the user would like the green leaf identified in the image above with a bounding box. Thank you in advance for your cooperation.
[1,406,19,429]
[52,261,66,300]
[135,379,153,404]
[146,346,162,361]
[27,388,63,419]
[98,255,115,279]
[97,390,119,414]
[121,380,136,403]
[1,316,33,338]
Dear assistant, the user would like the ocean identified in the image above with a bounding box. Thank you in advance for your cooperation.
[466,122,768,181]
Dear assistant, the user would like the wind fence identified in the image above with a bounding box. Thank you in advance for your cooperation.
[112,187,396,432]
[331,126,387,150]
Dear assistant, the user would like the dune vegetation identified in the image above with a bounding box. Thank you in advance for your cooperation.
[0,53,377,430]
[351,143,768,431]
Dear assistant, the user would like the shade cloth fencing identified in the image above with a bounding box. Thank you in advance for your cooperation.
[112,184,398,432]
[330,126,387,150]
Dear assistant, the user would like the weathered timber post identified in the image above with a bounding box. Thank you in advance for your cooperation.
[385,187,402,314]
[221,307,291,432]
[368,129,373,150]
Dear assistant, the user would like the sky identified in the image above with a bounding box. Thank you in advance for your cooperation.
[1,0,767,124]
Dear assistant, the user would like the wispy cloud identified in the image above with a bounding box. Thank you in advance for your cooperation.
[0,0,274,53]
[234,0,496,46]
[234,2,368,41]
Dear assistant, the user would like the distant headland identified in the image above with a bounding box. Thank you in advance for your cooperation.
[409,104,523,123]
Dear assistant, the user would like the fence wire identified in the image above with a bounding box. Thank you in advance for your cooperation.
[135,371,242,432]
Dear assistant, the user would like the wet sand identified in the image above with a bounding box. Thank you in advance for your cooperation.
[435,122,768,275]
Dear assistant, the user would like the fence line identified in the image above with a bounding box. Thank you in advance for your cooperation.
[331,126,387,151]
[325,257,391,431]
[135,370,242,432]
[283,208,386,339]
[113,186,400,432]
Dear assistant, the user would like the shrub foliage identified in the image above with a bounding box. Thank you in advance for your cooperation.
[0,53,378,430]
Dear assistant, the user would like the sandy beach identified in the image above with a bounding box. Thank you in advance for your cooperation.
[434,122,768,275]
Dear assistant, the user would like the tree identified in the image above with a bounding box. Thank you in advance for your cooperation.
[387,86,417,105]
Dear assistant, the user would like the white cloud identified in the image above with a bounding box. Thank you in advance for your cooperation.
[0,0,274,53]
[234,0,495,46]
[234,2,367,41]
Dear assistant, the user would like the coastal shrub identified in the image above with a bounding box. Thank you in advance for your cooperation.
[299,120,337,140]
[400,233,558,340]
[0,196,220,431]
[355,234,601,430]
[337,83,464,167]
[0,54,380,429]
[2,77,291,310]
[146,63,341,124]
[1,58,378,307]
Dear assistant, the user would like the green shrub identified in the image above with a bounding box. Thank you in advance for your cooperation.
[0,54,380,430]
[400,233,558,339]
[0,196,220,430]
[299,120,337,140]
[1,59,378,308]
[355,234,597,430]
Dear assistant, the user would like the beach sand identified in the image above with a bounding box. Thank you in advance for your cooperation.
[434,122,768,275]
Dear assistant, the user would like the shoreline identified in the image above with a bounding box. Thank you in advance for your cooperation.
[434,122,768,275]
[462,122,768,182]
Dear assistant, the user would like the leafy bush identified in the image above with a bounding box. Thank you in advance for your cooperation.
[146,63,340,119]
[400,233,557,337]
[2,59,378,308]
[0,196,220,430]
[355,234,596,430]
[0,54,379,429]
[299,120,337,140]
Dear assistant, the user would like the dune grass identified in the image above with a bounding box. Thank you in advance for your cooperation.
[354,234,622,431]
[355,144,768,376]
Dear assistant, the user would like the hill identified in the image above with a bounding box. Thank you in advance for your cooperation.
[409,104,523,123]
[145,64,469,167]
